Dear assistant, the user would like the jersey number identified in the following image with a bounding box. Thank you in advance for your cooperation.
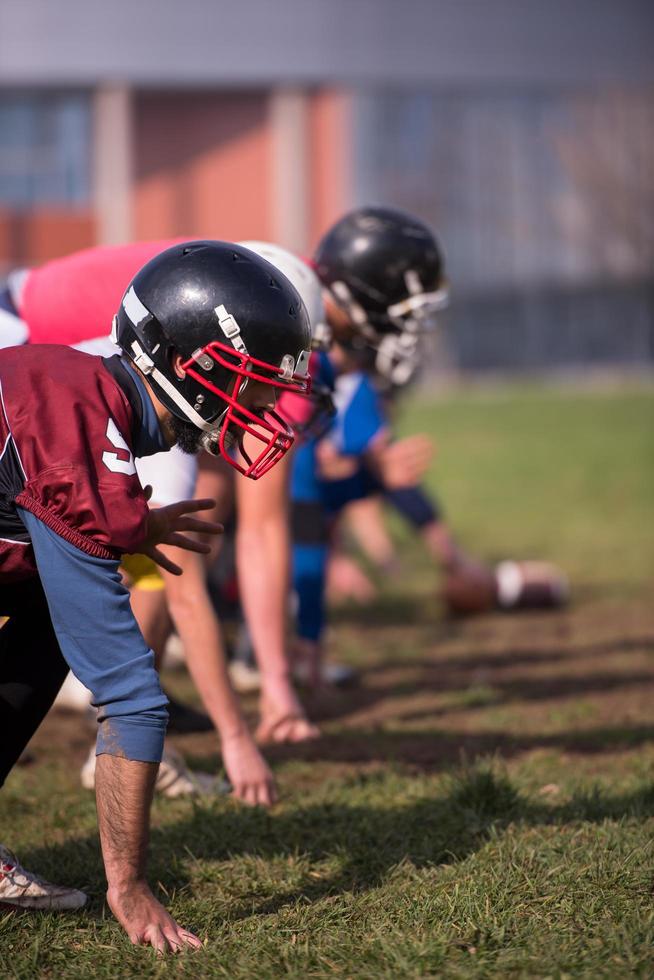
[102,419,136,475]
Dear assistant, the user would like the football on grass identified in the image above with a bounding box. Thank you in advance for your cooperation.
[441,560,569,616]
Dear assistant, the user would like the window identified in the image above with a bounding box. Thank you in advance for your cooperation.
[0,92,91,207]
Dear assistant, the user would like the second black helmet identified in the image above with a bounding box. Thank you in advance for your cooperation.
[313,205,449,342]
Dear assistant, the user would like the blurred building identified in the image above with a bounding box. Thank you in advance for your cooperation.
[1,0,653,371]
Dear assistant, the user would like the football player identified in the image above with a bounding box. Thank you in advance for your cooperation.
[284,207,468,681]
[309,207,566,621]
[224,211,444,699]
[0,237,320,788]
[0,241,311,950]
[183,211,565,731]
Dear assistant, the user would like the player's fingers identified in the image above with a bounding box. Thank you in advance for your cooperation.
[415,446,433,464]
[178,929,203,950]
[144,546,183,576]
[164,532,211,554]
[143,924,168,955]
[405,460,429,481]
[253,781,274,806]
[399,445,431,467]
[263,779,278,806]
[285,718,320,743]
[241,784,259,807]
[162,924,198,953]
[161,934,182,955]
[252,781,271,806]
[404,433,431,447]
[404,447,432,470]
[396,435,432,456]
[267,718,294,743]
[172,517,224,535]
[165,497,216,518]
[232,782,249,805]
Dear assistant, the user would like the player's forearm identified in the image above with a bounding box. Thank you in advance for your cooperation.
[163,553,248,739]
[235,457,292,684]
[183,627,248,739]
[95,754,157,891]
[236,519,290,682]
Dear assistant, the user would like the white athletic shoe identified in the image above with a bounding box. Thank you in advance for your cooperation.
[54,672,93,713]
[163,632,187,669]
[229,658,359,692]
[0,845,87,911]
[80,746,229,799]
[293,661,359,688]
[228,660,262,694]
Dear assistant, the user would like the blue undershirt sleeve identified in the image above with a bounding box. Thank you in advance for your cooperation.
[329,373,387,457]
[17,507,168,763]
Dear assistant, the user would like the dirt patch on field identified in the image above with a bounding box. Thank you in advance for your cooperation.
[27,587,654,787]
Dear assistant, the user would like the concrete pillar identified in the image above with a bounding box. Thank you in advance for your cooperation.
[307,89,353,248]
[269,88,310,254]
[93,84,133,244]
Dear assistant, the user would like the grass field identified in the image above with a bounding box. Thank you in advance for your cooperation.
[1,381,653,978]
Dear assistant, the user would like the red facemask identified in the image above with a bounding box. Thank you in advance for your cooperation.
[181,340,311,480]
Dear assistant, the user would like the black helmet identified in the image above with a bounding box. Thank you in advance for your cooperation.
[113,240,312,479]
[313,205,449,343]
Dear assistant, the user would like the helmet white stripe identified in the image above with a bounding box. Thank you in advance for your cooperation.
[123,286,151,327]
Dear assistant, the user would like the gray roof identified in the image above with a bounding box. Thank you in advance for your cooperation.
[1,0,653,88]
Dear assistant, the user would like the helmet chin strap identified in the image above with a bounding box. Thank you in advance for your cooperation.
[386,280,450,321]
[375,332,420,386]
[201,427,232,456]
[129,339,222,435]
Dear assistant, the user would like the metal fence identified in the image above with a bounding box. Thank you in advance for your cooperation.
[442,282,654,373]
[355,86,654,373]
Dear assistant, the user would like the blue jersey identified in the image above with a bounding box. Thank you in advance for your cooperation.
[291,357,387,512]
[290,355,387,642]
[290,351,335,504]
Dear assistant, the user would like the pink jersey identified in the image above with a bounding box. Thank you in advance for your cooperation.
[18,239,183,346]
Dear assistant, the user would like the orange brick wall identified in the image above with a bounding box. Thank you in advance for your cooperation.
[0,87,352,275]
[133,91,273,243]
[0,209,96,272]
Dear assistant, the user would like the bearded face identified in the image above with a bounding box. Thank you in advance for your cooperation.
[169,414,204,455]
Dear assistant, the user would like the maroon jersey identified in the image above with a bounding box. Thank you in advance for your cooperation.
[0,345,150,582]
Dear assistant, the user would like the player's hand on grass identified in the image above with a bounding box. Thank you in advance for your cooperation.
[257,711,320,745]
[256,675,321,745]
[107,880,202,955]
[140,495,224,575]
[222,730,278,807]
[377,434,433,489]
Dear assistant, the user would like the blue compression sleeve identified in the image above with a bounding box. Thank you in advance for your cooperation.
[293,543,329,642]
[383,485,441,528]
[18,508,168,762]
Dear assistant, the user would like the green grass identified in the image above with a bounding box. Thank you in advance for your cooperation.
[1,380,653,978]
[395,380,654,588]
